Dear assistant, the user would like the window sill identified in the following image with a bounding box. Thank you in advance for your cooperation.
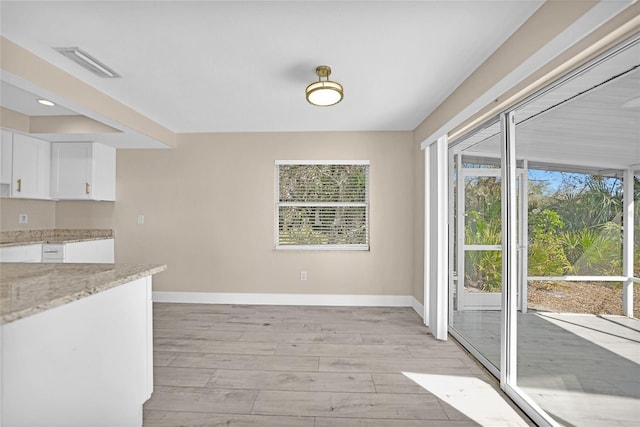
[275,244,370,251]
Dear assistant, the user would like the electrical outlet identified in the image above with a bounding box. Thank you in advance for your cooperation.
[137,214,145,225]
[18,213,28,224]
[300,271,307,281]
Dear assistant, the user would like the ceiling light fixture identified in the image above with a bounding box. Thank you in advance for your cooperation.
[306,65,343,106]
[55,47,121,78]
[37,99,55,107]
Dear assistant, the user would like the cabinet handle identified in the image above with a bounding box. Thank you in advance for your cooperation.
[16,178,21,192]
[85,182,90,195]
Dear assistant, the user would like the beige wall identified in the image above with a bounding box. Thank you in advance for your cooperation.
[0,198,113,230]
[0,107,29,134]
[114,131,416,295]
[55,201,114,229]
[0,198,56,230]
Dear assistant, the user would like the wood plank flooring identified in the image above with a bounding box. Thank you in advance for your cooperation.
[143,304,531,426]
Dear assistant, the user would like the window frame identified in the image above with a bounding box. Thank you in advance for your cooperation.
[275,160,370,251]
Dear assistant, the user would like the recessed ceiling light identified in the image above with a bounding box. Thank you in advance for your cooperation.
[37,99,55,107]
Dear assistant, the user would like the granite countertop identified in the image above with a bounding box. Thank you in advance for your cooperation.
[0,229,114,247]
[0,263,167,325]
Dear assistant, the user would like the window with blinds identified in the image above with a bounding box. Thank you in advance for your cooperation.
[275,161,370,250]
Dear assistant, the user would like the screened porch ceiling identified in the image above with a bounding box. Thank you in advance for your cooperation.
[455,40,640,175]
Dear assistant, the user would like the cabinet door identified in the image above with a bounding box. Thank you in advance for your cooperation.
[51,142,93,199]
[11,133,50,199]
[51,142,115,201]
[64,239,114,263]
[1,129,13,184]
[36,137,51,198]
[91,143,116,201]
[0,244,42,262]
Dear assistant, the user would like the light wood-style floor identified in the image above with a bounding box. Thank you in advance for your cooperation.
[143,304,531,426]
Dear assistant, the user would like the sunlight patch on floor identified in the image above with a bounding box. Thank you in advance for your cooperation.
[521,386,640,426]
[402,372,529,426]
[537,313,640,364]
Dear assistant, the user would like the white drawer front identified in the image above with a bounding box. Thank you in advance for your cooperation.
[42,244,65,260]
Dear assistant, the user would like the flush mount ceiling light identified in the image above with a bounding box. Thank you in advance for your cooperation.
[37,99,55,107]
[306,65,343,106]
[55,47,121,78]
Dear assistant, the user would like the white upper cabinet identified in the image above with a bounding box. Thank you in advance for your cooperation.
[0,131,116,201]
[1,129,13,184]
[11,133,51,200]
[51,142,116,201]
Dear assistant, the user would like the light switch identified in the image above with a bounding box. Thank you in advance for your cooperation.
[18,214,28,224]
[137,214,144,225]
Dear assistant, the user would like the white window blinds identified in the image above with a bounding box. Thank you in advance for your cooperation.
[275,161,370,250]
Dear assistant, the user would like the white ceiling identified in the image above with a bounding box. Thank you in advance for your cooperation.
[0,1,544,133]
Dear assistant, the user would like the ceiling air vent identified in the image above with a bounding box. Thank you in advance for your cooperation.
[55,47,120,78]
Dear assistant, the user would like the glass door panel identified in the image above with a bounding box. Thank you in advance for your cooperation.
[449,122,504,372]
[512,41,640,426]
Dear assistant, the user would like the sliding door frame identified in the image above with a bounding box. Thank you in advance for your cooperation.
[434,33,639,427]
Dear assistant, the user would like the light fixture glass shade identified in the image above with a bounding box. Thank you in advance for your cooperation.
[306,66,343,106]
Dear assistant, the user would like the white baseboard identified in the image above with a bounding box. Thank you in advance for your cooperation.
[153,291,420,309]
[411,297,425,320]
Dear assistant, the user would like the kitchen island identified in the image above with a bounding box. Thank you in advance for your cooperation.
[0,262,167,427]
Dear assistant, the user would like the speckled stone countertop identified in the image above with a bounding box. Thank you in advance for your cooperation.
[0,229,114,247]
[0,263,167,325]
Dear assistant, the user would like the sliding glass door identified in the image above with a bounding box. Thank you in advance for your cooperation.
[447,36,640,426]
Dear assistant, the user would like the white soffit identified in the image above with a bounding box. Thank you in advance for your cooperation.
[0,81,77,116]
[0,76,170,149]
[0,1,543,133]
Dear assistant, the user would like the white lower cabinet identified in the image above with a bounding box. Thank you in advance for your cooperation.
[1,240,114,263]
[1,276,154,427]
[0,244,42,262]
[64,239,115,263]
[41,239,115,263]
